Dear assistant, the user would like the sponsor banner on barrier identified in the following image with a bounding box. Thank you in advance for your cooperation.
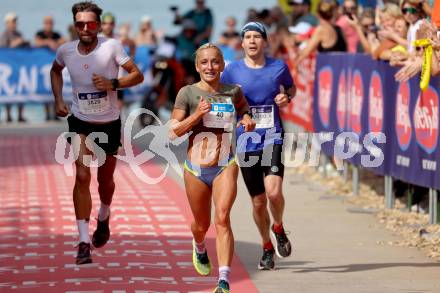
[0,47,153,103]
[313,53,440,189]
[281,55,315,131]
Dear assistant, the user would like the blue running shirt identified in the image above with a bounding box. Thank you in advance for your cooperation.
[221,57,294,152]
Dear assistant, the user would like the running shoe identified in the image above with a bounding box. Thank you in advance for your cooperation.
[76,242,92,265]
[212,279,230,293]
[271,224,292,258]
[92,214,110,248]
[258,248,275,270]
[192,239,211,276]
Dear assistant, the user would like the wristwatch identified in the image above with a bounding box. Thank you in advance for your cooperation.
[243,110,253,119]
[111,78,119,91]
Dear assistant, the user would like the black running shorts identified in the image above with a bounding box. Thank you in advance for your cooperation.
[67,115,122,155]
[238,144,284,197]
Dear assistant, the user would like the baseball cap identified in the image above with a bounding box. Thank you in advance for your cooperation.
[288,22,312,34]
[4,12,17,22]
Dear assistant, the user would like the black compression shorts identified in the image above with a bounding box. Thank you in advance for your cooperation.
[67,115,122,155]
[237,144,284,197]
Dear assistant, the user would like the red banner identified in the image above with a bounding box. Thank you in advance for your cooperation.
[281,54,315,131]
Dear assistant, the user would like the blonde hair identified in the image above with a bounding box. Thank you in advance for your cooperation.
[194,43,225,65]
[381,3,401,18]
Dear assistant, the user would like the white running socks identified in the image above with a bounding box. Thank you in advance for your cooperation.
[219,266,231,283]
[76,219,90,243]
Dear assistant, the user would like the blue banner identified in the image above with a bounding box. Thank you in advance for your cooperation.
[313,53,440,189]
[0,47,152,103]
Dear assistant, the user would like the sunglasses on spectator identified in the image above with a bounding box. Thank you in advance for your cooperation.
[402,7,418,15]
[75,21,99,30]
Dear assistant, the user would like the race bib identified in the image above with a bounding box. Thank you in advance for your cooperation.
[251,105,274,128]
[203,101,235,130]
[78,91,110,114]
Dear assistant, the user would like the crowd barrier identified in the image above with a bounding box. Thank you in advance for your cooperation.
[310,53,440,223]
[0,47,154,104]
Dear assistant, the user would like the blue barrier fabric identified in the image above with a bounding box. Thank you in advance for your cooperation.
[313,53,440,189]
[0,47,152,103]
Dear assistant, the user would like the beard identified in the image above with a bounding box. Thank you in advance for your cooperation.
[79,34,97,45]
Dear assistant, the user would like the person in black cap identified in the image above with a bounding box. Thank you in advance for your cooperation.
[289,0,319,27]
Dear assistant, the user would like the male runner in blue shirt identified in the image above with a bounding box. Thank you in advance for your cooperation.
[221,21,296,270]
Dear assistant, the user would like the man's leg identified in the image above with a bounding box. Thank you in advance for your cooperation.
[72,134,93,264]
[264,174,292,258]
[251,193,271,245]
[264,175,284,226]
[92,155,117,248]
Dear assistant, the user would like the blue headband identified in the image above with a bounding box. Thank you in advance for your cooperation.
[241,22,267,40]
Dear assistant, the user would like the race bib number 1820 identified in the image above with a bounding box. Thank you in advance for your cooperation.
[78,91,110,114]
[251,105,274,128]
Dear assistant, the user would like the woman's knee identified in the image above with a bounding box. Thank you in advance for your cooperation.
[193,221,210,235]
[214,208,231,229]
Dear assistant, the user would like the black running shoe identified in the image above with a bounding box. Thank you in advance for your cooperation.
[76,242,92,265]
[258,248,275,270]
[92,214,110,248]
[271,224,292,258]
[213,279,230,293]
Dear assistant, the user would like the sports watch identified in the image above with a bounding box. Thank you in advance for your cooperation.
[111,78,119,91]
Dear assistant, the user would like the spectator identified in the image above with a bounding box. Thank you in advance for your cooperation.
[0,12,29,48]
[374,16,409,60]
[245,8,259,24]
[257,9,273,29]
[100,12,117,39]
[378,3,401,31]
[289,0,319,27]
[295,1,347,65]
[336,0,360,53]
[172,0,213,46]
[271,6,289,30]
[135,15,157,46]
[34,16,64,51]
[175,19,199,84]
[67,24,78,41]
[401,0,427,53]
[219,16,239,45]
[119,23,136,58]
[0,12,28,123]
[35,15,65,121]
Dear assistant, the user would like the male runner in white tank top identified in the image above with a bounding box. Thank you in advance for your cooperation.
[50,1,143,265]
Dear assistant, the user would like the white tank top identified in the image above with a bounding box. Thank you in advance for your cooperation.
[55,37,130,122]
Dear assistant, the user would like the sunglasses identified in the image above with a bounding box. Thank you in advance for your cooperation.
[402,7,418,15]
[74,21,99,30]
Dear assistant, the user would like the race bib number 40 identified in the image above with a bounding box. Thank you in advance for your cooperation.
[203,102,235,130]
[251,105,274,128]
[78,91,110,114]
